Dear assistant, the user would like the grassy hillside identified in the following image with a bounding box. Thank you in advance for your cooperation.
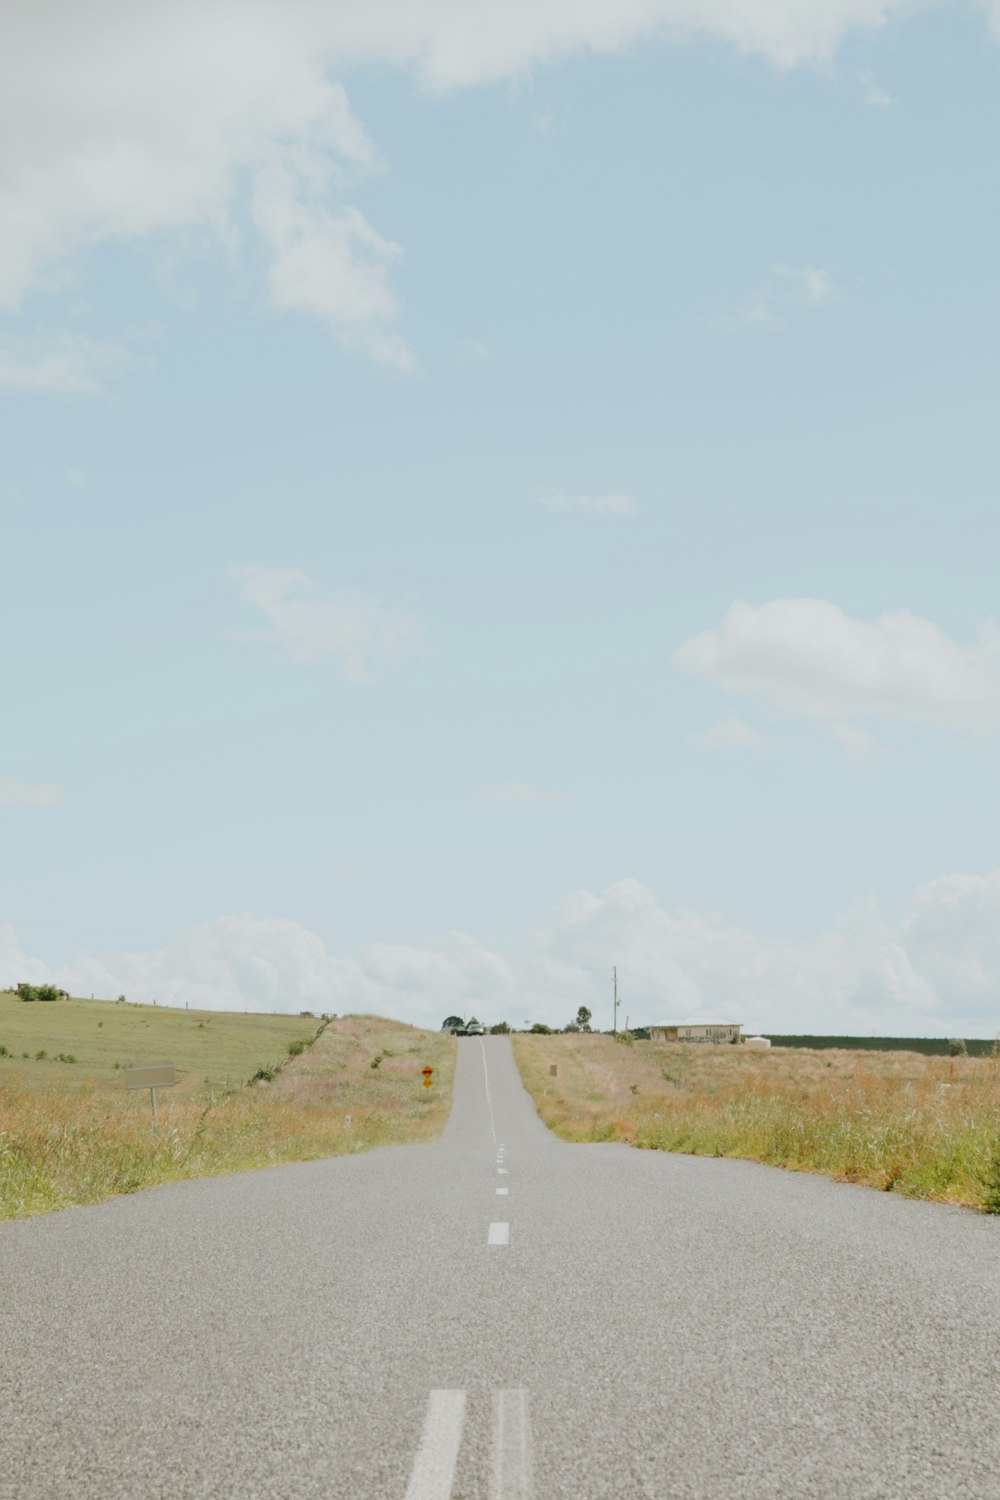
[512,1031,1000,1211]
[0,990,320,1094]
[0,1006,456,1221]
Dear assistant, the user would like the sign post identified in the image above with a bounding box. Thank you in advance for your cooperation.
[124,1061,176,1127]
[422,1066,433,1090]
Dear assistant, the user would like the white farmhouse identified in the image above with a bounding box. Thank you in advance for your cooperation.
[646,1021,742,1044]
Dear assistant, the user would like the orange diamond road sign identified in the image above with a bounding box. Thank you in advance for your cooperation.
[422,1066,433,1089]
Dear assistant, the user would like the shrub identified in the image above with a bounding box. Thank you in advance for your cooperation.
[16,982,65,1002]
[490,1022,511,1035]
[948,1038,968,1057]
[250,1065,277,1083]
[529,1024,554,1035]
[287,1040,306,1057]
[0,1045,8,1057]
[35,1049,47,1061]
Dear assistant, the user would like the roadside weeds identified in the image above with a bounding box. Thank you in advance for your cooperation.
[512,1033,1000,1211]
[0,1015,456,1221]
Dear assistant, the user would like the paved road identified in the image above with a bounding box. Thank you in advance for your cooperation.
[3,1037,1000,1498]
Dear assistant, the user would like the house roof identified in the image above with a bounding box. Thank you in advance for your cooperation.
[648,1020,740,1028]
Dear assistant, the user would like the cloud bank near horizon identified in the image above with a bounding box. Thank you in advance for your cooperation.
[4,870,1000,1038]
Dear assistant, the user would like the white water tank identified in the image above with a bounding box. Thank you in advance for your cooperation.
[744,1035,771,1049]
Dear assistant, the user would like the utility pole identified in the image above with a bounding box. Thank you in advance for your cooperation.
[612,965,619,1035]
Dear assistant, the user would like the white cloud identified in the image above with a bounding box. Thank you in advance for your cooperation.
[538,491,639,516]
[457,338,495,364]
[526,876,1000,1035]
[0,915,513,1031]
[477,781,568,804]
[360,932,517,1018]
[975,0,1000,39]
[829,723,881,765]
[251,156,415,370]
[0,777,66,807]
[234,565,419,680]
[675,598,1000,751]
[5,870,1000,1036]
[0,2,925,365]
[0,332,145,395]
[725,263,842,330]
[699,716,773,753]
[859,70,893,107]
[778,264,840,308]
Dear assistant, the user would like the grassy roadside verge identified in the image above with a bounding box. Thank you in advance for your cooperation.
[0,1014,456,1221]
[511,1032,1000,1211]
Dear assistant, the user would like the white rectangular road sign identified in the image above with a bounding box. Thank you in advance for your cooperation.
[124,1062,176,1090]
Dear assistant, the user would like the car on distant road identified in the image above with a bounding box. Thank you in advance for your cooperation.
[463,1022,485,1036]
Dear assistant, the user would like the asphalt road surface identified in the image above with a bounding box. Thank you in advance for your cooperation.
[3,1037,1000,1499]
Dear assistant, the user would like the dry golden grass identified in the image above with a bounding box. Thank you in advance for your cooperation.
[512,1032,1000,1210]
[0,1015,455,1221]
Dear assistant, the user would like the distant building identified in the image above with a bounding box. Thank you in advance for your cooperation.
[646,1022,742,1044]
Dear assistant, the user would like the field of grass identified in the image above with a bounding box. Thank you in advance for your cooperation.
[0,1002,456,1221]
[0,989,319,1094]
[512,1032,1000,1211]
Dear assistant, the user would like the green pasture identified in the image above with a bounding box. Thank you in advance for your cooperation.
[0,990,322,1096]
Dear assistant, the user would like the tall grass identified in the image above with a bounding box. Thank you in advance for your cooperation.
[0,1015,456,1220]
[512,1034,1000,1210]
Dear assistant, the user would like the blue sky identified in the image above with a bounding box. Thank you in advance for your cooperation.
[3,1,1000,1034]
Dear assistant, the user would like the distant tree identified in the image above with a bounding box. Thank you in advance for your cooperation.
[529,1023,554,1035]
[563,1022,580,1033]
[441,1015,465,1032]
[948,1038,968,1057]
[490,1021,511,1035]
[575,1006,593,1032]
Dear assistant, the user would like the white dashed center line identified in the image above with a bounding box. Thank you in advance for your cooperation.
[496,1187,508,1195]
[497,1168,508,1175]
[488,1222,509,1246]
[403,1390,466,1500]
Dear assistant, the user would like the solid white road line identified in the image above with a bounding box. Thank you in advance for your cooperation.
[403,1390,466,1500]
[479,1039,497,1145]
[491,1388,533,1500]
[488,1222,509,1245]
